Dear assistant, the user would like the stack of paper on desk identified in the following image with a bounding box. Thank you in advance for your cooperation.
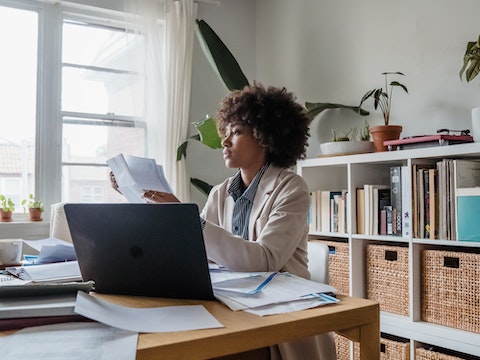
[210,270,338,316]
[22,238,77,264]
[6,261,82,283]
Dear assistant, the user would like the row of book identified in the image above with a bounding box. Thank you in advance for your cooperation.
[309,159,480,241]
[356,165,410,237]
[414,159,480,241]
[308,190,348,234]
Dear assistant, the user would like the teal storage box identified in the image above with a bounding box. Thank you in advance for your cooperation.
[456,187,480,241]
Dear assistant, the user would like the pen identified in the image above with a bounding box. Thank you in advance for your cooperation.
[248,272,278,295]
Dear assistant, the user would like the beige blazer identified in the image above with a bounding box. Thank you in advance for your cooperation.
[200,166,336,360]
[200,165,310,278]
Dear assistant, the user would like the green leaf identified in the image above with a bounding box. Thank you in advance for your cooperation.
[460,36,480,82]
[304,102,369,121]
[191,178,213,196]
[196,19,249,91]
[194,116,222,149]
[390,81,408,93]
[176,141,189,161]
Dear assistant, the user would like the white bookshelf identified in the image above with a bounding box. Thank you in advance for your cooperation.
[297,142,480,359]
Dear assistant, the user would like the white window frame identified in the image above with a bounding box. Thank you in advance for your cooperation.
[0,0,143,238]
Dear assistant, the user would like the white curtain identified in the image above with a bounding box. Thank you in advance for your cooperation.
[124,0,197,202]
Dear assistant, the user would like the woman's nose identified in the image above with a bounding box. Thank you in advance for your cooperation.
[221,134,231,147]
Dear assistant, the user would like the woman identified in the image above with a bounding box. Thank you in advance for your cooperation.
[141,83,335,360]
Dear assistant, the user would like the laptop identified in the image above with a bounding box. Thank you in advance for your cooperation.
[63,203,215,300]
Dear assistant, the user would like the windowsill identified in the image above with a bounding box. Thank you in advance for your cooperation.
[0,217,50,240]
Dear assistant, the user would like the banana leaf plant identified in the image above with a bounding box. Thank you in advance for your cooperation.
[177,19,250,195]
[182,19,369,195]
[460,35,480,83]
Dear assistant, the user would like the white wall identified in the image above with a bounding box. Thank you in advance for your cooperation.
[255,0,480,158]
[73,1,480,204]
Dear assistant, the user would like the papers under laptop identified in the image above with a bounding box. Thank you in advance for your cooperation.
[64,203,215,300]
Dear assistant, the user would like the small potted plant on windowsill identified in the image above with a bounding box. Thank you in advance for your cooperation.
[0,195,15,222]
[359,71,408,151]
[22,194,44,222]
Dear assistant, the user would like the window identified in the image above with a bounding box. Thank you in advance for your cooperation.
[61,18,145,203]
[0,1,147,218]
[0,4,37,212]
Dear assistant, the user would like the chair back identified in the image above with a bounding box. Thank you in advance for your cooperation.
[307,241,329,283]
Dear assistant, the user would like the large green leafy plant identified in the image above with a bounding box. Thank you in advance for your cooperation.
[183,19,369,194]
[177,19,250,195]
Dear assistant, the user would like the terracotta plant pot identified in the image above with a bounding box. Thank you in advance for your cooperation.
[370,125,403,152]
[0,210,13,222]
[29,208,43,221]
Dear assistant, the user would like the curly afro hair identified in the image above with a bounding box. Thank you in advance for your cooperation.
[216,83,310,168]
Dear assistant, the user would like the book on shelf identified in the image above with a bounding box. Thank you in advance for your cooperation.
[320,190,331,232]
[456,187,480,242]
[374,187,391,235]
[436,160,447,240]
[316,190,322,232]
[428,168,438,239]
[309,191,317,232]
[390,166,402,236]
[412,163,436,239]
[401,165,412,238]
[356,188,365,234]
[363,184,389,235]
[423,169,431,238]
[384,205,393,235]
[330,191,343,233]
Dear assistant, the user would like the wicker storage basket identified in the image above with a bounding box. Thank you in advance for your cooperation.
[366,244,409,316]
[415,347,464,360]
[354,336,410,360]
[320,240,350,295]
[379,336,410,360]
[334,333,351,360]
[422,249,480,333]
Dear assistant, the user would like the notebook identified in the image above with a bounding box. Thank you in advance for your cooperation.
[63,203,215,300]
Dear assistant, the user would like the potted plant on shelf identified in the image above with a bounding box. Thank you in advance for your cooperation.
[359,72,408,151]
[0,195,15,222]
[459,35,480,141]
[21,194,44,222]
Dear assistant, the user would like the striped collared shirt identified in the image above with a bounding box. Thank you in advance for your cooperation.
[228,163,269,240]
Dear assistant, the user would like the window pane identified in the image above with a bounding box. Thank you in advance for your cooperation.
[62,121,146,164]
[0,6,37,213]
[63,22,135,71]
[62,21,143,117]
[62,165,126,203]
[62,66,143,116]
[61,19,147,204]
[62,120,145,202]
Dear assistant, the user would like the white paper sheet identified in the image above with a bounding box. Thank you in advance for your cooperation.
[107,153,173,203]
[211,271,336,310]
[6,261,82,282]
[0,322,138,360]
[74,291,224,332]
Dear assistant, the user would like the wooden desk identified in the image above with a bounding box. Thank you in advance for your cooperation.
[95,294,380,360]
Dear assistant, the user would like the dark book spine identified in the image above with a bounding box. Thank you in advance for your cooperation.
[424,170,431,238]
[390,166,402,236]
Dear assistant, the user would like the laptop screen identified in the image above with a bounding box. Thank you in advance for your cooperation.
[64,203,215,300]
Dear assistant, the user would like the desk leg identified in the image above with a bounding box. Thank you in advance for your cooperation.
[358,317,380,360]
